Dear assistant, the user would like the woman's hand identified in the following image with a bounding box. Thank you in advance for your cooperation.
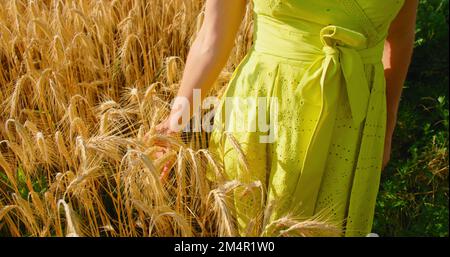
[144,116,178,183]
[382,129,394,170]
[382,114,397,170]
[155,116,178,136]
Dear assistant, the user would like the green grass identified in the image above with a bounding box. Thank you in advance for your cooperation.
[373,0,449,237]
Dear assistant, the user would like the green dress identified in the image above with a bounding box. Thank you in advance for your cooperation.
[208,0,405,237]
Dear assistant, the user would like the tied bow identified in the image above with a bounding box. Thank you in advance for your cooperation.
[290,25,378,216]
[300,25,371,126]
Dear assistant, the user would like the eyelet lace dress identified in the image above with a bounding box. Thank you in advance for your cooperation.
[207,0,405,237]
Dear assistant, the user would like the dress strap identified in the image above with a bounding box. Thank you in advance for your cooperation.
[337,0,380,45]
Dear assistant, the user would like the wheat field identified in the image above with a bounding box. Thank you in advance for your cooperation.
[0,0,340,237]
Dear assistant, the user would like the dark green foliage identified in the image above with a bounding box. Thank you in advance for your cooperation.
[373,0,449,237]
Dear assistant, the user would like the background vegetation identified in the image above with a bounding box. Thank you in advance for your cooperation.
[373,0,449,237]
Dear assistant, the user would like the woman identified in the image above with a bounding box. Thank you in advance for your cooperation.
[151,0,418,236]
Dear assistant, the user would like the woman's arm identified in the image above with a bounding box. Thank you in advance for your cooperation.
[382,0,419,169]
[158,0,247,133]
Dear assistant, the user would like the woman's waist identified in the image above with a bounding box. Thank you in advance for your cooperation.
[253,15,384,64]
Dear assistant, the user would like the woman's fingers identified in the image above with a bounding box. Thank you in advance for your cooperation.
[159,163,171,183]
[382,136,392,170]
[145,116,181,184]
[151,148,166,159]
[155,121,167,134]
[159,154,177,183]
